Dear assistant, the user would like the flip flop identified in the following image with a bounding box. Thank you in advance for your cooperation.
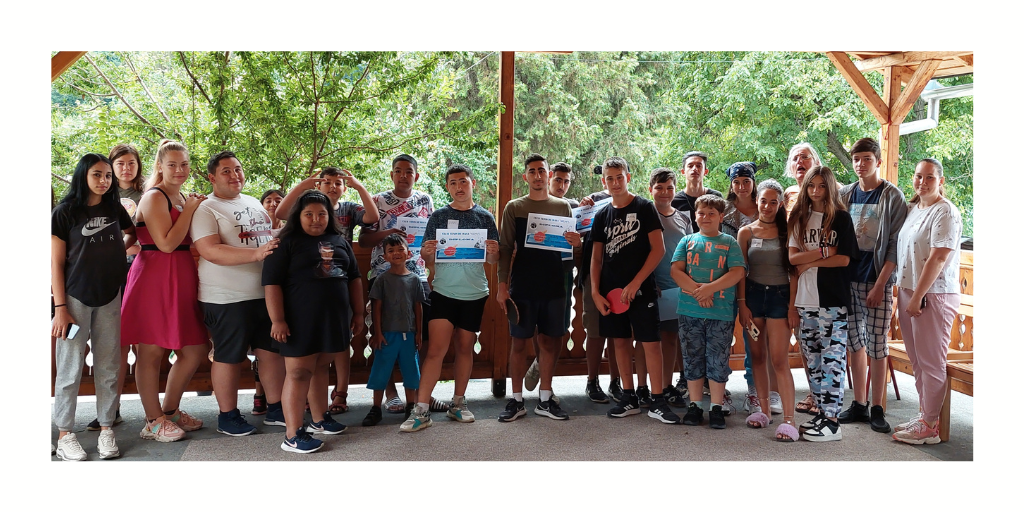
[385,396,405,414]
[605,288,629,314]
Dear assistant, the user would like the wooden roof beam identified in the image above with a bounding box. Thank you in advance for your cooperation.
[826,51,889,125]
[854,51,972,72]
[52,51,87,82]
[954,55,974,67]
[891,59,942,123]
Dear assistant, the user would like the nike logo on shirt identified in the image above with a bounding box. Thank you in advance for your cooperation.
[81,218,116,237]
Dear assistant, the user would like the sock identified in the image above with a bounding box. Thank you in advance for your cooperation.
[513,392,523,402]
[417,402,429,412]
[540,390,552,402]
[267,401,282,412]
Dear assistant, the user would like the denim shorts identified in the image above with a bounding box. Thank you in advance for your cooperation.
[745,281,790,320]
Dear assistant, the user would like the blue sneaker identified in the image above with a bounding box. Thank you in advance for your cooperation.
[306,412,347,435]
[217,409,257,437]
[264,402,285,427]
[281,430,323,454]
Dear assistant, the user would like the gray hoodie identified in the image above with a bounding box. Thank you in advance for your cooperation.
[839,179,908,285]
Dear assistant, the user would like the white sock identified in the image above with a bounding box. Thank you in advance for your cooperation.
[417,402,429,412]
[513,392,523,402]
[540,390,553,402]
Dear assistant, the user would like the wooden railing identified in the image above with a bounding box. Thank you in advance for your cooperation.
[59,246,965,398]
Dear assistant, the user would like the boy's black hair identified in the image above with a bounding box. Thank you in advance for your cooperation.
[524,153,547,169]
[550,162,573,179]
[320,166,345,178]
[392,154,418,171]
[683,151,708,165]
[649,167,676,187]
[445,164,474,181]
[382,232,409,250]
[849,137,881,161]
[207,150,239,174]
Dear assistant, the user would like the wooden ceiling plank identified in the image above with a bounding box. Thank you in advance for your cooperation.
[52,51,88,82]
[891,59,942,123]
[826,51,889,125]
[932,66,973,79]
[955,55,974,67]
[854,51,972,72]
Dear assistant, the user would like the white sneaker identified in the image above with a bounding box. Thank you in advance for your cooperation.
[769,392,783,414]
[56,433,87,461]
[743,392,760,413]
[446,396,476,423]
[97,430,120,459]
[524,358,540,391]
[721,395,736,416]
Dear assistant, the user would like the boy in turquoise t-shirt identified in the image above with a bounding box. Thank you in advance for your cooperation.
[670,194,746,429]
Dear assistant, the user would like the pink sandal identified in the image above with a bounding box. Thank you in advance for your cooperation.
[775,421,798,442]
[746,411,771,428]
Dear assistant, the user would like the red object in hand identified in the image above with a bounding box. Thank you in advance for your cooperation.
[534,231,546,243]
[444,246,457,257]
[605,288,629,314]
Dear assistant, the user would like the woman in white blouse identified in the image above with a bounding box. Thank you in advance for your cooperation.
[892,158,962,445]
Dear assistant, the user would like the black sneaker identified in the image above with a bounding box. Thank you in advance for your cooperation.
[87,409,123,431]
[803,418,842,442]
[498,399,526,423]
[682,402,704,426]
[799,412,826,433]
[664,386,687,408]
[362,406,383,427]
[607,377,624,402]
[586,379,609,403]
[648,399,681,424]
[637,385,653,408]
[607,393,642,418]
[838,400,871,424]
[709,405,726,429]
[264,402,286,427]
[535,398,569,420]
[869,405,892,433]
[217,408,257,437]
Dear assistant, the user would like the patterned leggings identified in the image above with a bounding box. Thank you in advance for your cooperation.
[797,307,848,418]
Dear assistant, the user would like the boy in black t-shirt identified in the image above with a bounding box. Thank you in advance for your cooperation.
[590,157,680,424]
[671,151,724,224]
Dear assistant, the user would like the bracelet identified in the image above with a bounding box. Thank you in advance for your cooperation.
[54,304,66,308]
[737,298,746,301]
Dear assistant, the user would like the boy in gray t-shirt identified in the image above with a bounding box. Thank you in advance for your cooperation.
[362,234,426,427]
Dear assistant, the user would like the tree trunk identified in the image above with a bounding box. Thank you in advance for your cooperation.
[826,129,852,171]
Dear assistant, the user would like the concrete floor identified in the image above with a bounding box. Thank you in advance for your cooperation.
[50,368,972,462]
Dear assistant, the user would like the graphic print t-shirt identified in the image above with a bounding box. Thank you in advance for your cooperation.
[847,185,883,282]
[52,201,133,307]
[190,194,276,304]
[368,190,433,280]
[424,204,499,301]
[788,209,857,309]
[591,195,663,296]
[118,186,143,221]
[671,232,745,321]
[335,201,366,243]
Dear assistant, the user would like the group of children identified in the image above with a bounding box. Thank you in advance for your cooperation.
[52,136,961,459]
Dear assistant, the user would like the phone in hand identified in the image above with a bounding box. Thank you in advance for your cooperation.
[920,296,928,309]
[66,324,80,340]
[746,323,760,341]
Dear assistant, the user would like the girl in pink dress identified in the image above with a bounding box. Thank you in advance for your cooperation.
[121,139,209,442]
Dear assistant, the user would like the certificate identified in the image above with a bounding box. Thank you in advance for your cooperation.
[395,217,428,249]
[524,213,575,253]
[572,197,612,233]
[435,229,488,262]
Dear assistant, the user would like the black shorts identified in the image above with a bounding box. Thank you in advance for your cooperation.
[201,299,278,364]
[510,295,566,339]
[429,291,488,333]
[599,291,661,342]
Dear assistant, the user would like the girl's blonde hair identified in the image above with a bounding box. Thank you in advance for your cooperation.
[787,165,845,251]
[145,139,189,190]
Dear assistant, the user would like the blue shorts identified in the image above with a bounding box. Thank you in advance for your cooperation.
[745,281,790,319]
[366,331,420,391]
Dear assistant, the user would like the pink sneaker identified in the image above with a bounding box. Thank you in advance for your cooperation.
[140,418,185,442]
[168,409,203,432]
[892,419,940,445]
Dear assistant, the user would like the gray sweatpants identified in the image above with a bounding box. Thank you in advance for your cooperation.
[52,292,122,432]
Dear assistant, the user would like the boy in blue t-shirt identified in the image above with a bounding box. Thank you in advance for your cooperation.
[670,194,746,429]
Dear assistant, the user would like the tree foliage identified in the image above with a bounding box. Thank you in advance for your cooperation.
[52,51,973,235]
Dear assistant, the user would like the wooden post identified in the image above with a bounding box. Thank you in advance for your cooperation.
[490,51,515,397]
[880,66,902,186]
[52,51,87,82]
